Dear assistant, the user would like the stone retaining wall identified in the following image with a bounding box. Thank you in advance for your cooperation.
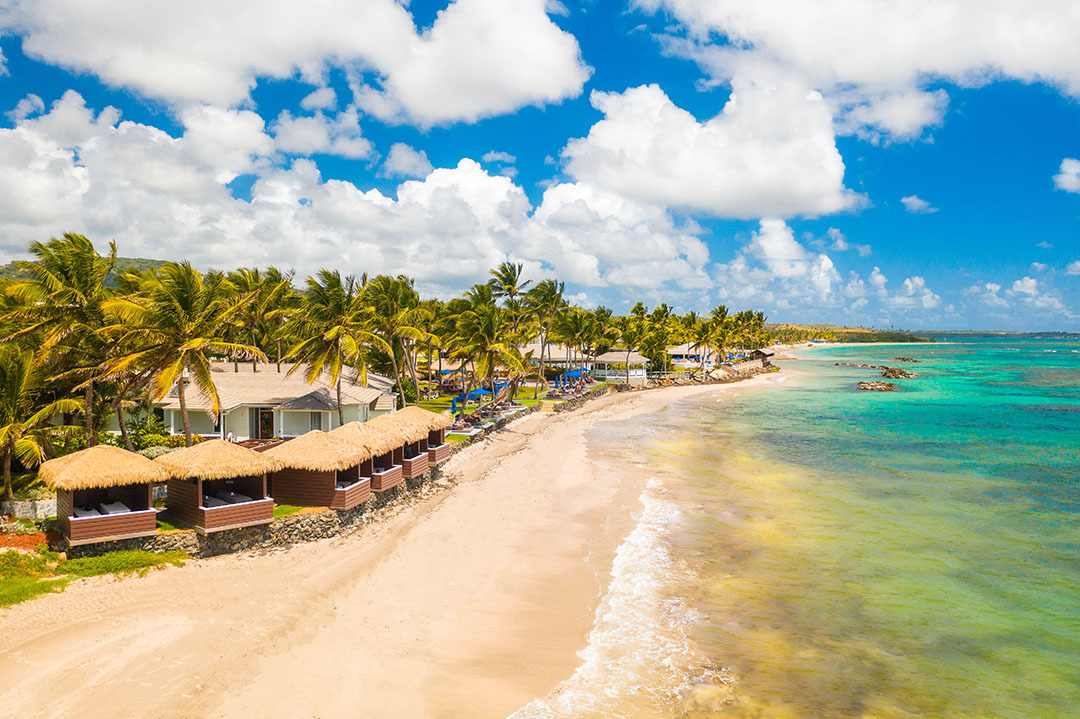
[1,498,56,520]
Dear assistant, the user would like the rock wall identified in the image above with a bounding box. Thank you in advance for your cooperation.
[1,499,57,520]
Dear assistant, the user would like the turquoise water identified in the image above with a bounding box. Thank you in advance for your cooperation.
[520,337,1080,718]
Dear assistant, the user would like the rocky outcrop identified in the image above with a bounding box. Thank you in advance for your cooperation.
[857,381,897,391]
[836,362,917,379]
[892,357,920,363]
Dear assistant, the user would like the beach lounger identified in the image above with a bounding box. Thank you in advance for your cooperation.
[73,507,101,518]
[97,501,131,515]
[202,496,228,508]
[215,491,253,504]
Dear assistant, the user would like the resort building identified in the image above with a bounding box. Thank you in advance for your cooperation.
[520,343,591,372]
[666,342,716,368]
[155,440,279,534]
[41,445,168,547]
[157,362,397,441]
[592,350,650,384]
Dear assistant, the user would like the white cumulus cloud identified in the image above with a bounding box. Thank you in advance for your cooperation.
[637,0,1080,139]
[379,143,433,179]
[1054,158,1080,193]
[901,195,937,214]
[2,0,589,126]
[562,82,860,219]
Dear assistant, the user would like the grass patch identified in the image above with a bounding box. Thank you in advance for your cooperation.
[156,516,187,532]
[273,504,304,519]
[58,549,187,578]
[445,434,469,443]
[0,547,187,607]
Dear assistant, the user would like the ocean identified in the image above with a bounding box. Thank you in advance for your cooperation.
[515,336,1080,718]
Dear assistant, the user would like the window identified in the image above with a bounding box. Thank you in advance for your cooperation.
[310,412,322,431]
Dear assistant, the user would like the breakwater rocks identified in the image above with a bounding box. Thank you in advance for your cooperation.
[892,357,921,363]
[836,362,918,379]
[858,381,897,391]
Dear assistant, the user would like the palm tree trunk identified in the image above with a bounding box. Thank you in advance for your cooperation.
[535,327,547,399]
[625,349,632,385]
[407,343,421,406]
[114,394,135,452]
[177,376,193,447]
[3,447,12,501]
[336,377,345,426]
[389,343,406,409]
[84,381,96,447]
[251,327,258,372]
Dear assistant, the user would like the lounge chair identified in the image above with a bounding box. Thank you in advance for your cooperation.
[98,501,131,515]
[202,495,228,508]
[73,506,101,518]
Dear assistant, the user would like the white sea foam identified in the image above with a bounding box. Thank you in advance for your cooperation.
[508,480,722,719]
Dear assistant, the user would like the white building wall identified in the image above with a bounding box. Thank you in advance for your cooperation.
[224,408,249,440]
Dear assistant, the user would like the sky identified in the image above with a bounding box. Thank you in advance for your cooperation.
[0,0,1079,330]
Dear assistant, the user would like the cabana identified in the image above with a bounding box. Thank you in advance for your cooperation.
[593,350,650,383]
[156,440,278,534]
[264,430,372,508]
[41,446,166,547]
[329,422,406,492]
[365,406,453,476]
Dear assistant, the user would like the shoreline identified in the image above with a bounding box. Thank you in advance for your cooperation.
[0,373,787,719]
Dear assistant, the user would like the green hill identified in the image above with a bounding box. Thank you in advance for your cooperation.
[0,256,168,285]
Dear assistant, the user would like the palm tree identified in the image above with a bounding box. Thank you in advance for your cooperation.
[489,261,531,331]
[524,279,564,398]
[365,275,435,408]
[453,303,524,410]
[3,233,116,446]
[285,270,389,426]
[618,318,649,385]
[99,262,265,446]
[0,346,82,499]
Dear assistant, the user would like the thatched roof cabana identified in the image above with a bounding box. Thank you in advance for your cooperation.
[365,406,452,443]
[263,430,366,472]
[329,421,407,457]
[154,439,282,480]
[40,446,168,491]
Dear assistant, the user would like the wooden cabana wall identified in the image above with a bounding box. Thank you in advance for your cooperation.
[264,431,372,510]
[166,474,273,534]
[57,484,156,546]
[428,428,451,465]
[40,445,165,547]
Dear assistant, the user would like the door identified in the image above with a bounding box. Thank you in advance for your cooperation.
[259,409,275,439]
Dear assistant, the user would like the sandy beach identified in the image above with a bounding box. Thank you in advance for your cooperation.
[0,376,778,719]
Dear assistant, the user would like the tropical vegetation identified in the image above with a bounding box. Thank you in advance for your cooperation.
[0,234,772,494]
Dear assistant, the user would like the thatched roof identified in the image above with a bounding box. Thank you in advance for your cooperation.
[39,446,168,491]
[367,406,452,442]
[263,430,366,472]
[594,350,649,365]
[154,439,282,480]
[329,421,406,457]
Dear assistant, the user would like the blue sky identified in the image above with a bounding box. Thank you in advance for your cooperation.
[1,0,1078,330]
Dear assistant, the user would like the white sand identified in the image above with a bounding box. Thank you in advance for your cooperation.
[0,376,778,719]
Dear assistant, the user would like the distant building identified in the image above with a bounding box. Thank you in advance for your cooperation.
[157,362,397,440]
[593,350,649,384]
[666,342,716,368]
[750,349,775,366]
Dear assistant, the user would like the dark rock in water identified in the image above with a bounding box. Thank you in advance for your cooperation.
[858,381,897,391]
[836,362,918,379]
[892,357,920,363]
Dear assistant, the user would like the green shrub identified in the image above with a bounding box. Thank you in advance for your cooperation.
[57,549,187,578]
[140,433,203,449]
[137,445,178,459]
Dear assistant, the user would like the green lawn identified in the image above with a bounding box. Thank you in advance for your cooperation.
[0,548,187,608]
[418,385,551,415]
[273,504,304,519]
[156,515,188,532]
